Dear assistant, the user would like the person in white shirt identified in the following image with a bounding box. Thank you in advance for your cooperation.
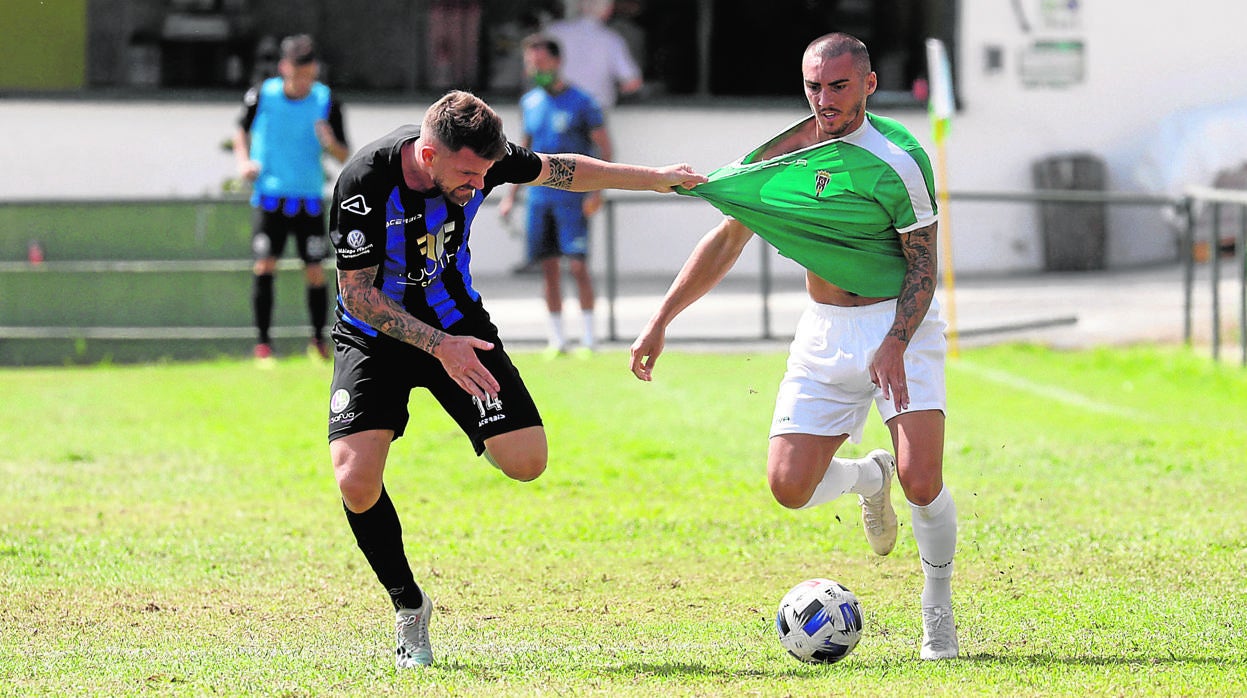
[544,0,642,109]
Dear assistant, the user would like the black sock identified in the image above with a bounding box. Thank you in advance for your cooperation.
[253,273,274,344]
[343,487,425,611]
[307,284,328,341]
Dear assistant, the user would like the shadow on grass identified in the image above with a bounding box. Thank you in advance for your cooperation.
[432,659,807,679]
[596,662,847,679]
[958,653,1226,667]
[428,652,1228,681]
[584,654,1225,680]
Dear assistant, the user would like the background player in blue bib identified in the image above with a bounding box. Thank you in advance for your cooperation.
[233,34,349,362]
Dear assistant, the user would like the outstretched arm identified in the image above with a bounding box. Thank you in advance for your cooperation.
[531,153,705,194]
[869,222,938,411]
[629,217,754,381]
[337,266,500,401]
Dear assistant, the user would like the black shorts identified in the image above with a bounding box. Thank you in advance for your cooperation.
[327,321,543,456]
[251,200,328,264]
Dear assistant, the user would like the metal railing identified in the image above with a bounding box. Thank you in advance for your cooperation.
[2,188,1244,364]
[598,187,1245,365]
[1180,187,1247,365]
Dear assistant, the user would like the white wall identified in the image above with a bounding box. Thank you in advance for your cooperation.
[4,0,1247,276]
[952,0,1247,269]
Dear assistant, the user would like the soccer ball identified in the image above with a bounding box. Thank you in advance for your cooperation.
[775,578,864,664]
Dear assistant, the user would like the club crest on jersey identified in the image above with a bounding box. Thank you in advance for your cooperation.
[401,221,458,287]
[814,170,832,197]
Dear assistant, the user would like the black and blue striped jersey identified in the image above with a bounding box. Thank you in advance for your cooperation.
[329,125,543,337]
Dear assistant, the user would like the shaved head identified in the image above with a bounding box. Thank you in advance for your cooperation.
[804,32,872,76]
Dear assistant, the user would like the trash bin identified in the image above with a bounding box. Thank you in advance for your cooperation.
[1032,153,1107,271]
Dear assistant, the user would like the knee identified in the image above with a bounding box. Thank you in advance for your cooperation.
[899,468,943,507]
[768,475,810,510]
[485,449,546,482]
[338,479,382,512]
[305,264,325,285]
[334,464,381,512]
[506,453,547,482]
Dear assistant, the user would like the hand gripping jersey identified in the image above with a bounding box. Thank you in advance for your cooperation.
[678,113,938,297]
[329,125,543,336]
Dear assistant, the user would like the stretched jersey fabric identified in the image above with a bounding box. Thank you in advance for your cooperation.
[330,125,543,336]
[678,113,938,297]
[519,84,603,206]
[238,77,346,211]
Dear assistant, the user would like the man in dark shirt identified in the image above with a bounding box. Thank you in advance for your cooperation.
[326,90,703,669]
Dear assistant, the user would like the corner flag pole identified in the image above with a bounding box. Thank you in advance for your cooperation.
[925,38,959,358]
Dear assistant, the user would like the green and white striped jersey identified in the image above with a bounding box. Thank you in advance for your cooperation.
[678,113,938,297]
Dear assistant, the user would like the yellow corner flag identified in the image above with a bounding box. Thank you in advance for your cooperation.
[924,38,959,357]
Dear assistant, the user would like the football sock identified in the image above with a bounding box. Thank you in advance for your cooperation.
[581,310,595,349]
[253,273,274,344]
[799,455,881,509]
[910,486,957,607]
[307,284,328,341]
[343,487,426,611]
[547,312,565,350]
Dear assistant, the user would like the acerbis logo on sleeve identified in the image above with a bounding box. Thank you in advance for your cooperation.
[340,194,372,215]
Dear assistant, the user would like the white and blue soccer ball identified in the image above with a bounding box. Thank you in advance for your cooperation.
[775,578,864,664]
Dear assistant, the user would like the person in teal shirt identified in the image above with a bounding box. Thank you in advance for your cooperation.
[629,32,959,660]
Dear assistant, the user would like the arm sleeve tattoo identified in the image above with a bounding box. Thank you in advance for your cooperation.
[888,223,938,344]
[540,155,576,190]
[337,266,446,354]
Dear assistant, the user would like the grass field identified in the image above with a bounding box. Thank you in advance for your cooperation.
[1,344,1245,696]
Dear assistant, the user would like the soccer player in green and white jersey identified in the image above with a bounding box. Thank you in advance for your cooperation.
[629,32,959,660]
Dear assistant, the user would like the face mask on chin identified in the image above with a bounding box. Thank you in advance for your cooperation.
[531,71,556,89]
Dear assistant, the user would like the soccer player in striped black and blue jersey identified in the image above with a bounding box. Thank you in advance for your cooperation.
[325,90,703,669]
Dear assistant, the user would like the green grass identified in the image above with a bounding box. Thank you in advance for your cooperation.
[1,344,1245,696]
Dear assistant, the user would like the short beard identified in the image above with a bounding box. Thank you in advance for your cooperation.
[434,174,475,207]
[817,104,863,139]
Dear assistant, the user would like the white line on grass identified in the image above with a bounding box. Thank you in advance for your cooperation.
[951,359,1151,420]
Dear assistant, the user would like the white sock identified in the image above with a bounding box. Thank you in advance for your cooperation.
[547,312,564,350]
[581,310,595,349]
[799,455,884,509]
[910,487,957,607]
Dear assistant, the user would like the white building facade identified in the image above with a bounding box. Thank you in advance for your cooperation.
[4,0,1247,277]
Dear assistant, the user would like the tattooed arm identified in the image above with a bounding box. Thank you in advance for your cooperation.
[869,222,939,412]
[531,153,706,194]
[338,266,446,352]
[888,223,939,344]
[337,265,500,400]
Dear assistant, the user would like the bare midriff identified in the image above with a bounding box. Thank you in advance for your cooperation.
[806,270,894,307]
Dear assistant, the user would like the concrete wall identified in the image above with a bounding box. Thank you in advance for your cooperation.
[0,98,817,279]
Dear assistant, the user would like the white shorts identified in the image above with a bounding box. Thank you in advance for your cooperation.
[770,297,947,443]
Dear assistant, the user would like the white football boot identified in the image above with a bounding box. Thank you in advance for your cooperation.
[858,449,898,556]
[395,599,434,668]
[920,604,960,660]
